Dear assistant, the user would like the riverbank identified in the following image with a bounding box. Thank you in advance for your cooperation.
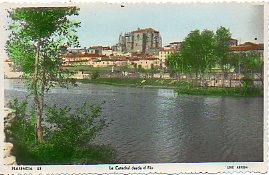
[78,77,181,89]
[78,77,263,97]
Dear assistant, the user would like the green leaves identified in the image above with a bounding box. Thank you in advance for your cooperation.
[6,7,80,85]
[166,27,234,77]
[214,26,232,73]
[7,99,111,164]
[167,29,216,76]
[6,7,81,144]
[9,7,80,40]
[43,103,106,156]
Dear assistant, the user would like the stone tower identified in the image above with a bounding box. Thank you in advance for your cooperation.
[114,28,162,54]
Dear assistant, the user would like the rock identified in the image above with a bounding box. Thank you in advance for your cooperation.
[4,142,13,151]
[3,156,16,165]
[4,148,11,158]
[4,122,11,129]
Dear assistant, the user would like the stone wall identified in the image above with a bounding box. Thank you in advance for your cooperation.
[3,108,17,165]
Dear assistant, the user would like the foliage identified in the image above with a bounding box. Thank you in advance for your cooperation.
[166,52,183,72]
[166,29,216,80]
[91,71,100,80]
[230,50,263,85]
[6,99,114,164]
[6,99,36,145]
[6,7,80,80]
[80,77,192,88]
[214,26,232,72]
[6,7,81,143]
[177,86,262,97]
[166,26,263,88]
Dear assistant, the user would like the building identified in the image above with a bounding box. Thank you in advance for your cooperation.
[63,53,109,67]
[158,49,177,68]
[229,38,238,46]
[89,46,113,56]
[3,59,23,78]
[129,57,160,70]
[113,28,162,54]
[163,41,181,50]
[229,41,264,59]
[66,47,88,54]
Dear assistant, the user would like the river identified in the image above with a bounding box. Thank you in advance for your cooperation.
[4,79,263,163]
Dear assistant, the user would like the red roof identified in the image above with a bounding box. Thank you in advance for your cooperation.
[66,60,89,63]
[169,41,181,44]
[130,57,158,61]
[160,49,177,52]
[131,28,159,34]
[4,59,12,62]
[229,38,237,41]
[229,43,263,51]
[63,53,106,58]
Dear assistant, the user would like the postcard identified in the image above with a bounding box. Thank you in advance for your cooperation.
[0,1,267,174]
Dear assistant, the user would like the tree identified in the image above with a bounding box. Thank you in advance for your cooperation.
[215,26,232,86]
[200,29,216,74]
[180,30,202,79]
[241,51,264,85]
[168,29,215,86]
[166,52,183,78]
[6,7,81,144]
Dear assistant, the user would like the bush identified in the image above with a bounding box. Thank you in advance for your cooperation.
[6,99,115,164]
[177,86,263,96]
[91,71,100,80]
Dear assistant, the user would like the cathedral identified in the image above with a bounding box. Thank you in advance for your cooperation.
[113,28,162,55]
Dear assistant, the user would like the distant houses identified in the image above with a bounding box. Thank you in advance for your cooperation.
[229,41,264,59]
[4,27,264,79]
[62,33,264,71]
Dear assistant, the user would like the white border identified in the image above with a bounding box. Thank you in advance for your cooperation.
[0,1,268,174]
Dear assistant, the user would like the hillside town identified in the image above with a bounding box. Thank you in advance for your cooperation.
[4,27,264,82]
[61,28,263,72]
[3,6,264,167]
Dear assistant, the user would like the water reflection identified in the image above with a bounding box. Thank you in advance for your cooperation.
[4,79,263,163]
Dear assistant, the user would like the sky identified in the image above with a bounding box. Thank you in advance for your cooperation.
[71,3,264,47]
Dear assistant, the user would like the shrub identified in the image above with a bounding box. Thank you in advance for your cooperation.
[7,99,115,164]
[91,71,100,80]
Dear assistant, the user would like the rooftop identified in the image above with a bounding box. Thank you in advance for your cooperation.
[131,28,159,34]
[160,49,177,52]
[63,53,107,58]
[229,42,264,51]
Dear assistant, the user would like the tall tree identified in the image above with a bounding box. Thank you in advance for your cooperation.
[6,7,80,144]
[200,29,216,74]
[214,26,231,87]
[241,51,264,85]
[180,30,202,79]
[166,51,183,78]
[170,29,215,86]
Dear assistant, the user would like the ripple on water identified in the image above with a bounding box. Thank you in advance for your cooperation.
[4,79,264,163]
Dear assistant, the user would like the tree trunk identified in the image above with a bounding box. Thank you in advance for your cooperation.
[33,41,43,144]
[221,67,225,87]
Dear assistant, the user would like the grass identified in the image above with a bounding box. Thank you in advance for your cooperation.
[177,86,263,97]
[78,77,183,88]
[78,77,263,97]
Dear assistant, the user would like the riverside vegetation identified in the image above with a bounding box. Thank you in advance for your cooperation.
[6,7,115,164]
[79,77,262,97]
[5,7,263,164]
[6,99,115,164]
[76,26,263,97]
